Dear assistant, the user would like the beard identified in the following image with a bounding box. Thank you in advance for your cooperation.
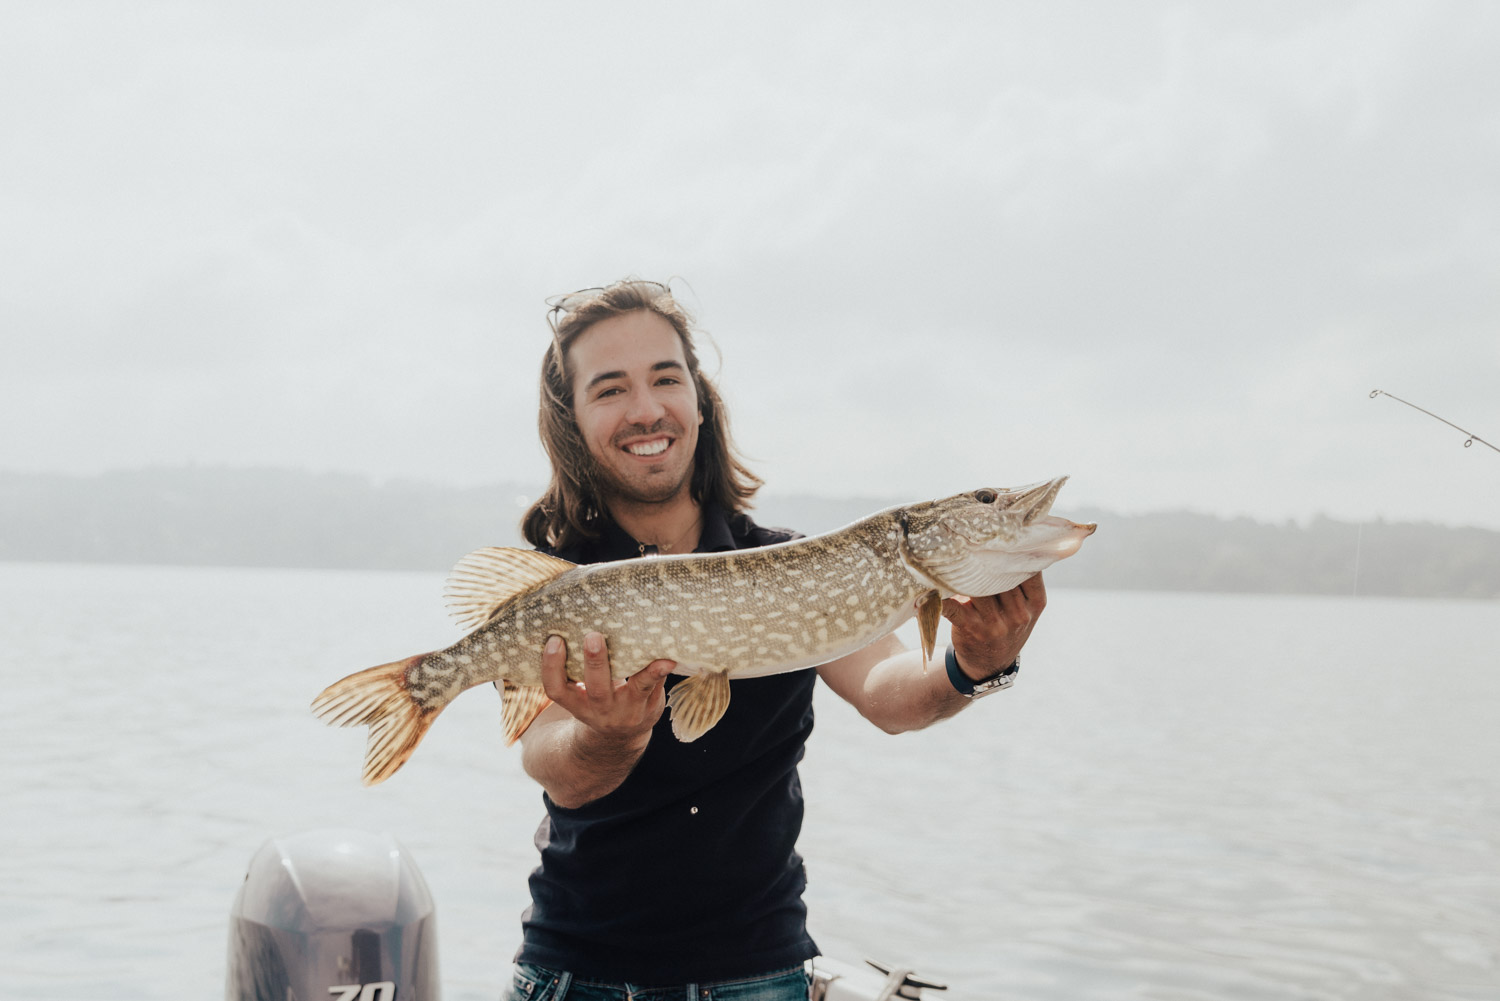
[591,455,695,506]
[585,418,698,508]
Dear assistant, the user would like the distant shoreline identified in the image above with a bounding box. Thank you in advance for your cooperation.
[2,468,1496,599]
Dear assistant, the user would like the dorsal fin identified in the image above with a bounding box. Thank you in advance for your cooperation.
[443,547,575,630]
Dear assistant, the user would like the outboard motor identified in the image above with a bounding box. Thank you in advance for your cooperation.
[812,958,947,1000]
[227,828,440,1000]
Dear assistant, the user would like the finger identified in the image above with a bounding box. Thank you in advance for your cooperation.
[630,659,675,698]
[581,631,613,706]
[995,584,1029,620]
[993,578,1043,629]
[951,591,1021,643]
[1022,571,1047,612]
[539,634,573,702]
[946,593,1014,636]
[939,594,972,622]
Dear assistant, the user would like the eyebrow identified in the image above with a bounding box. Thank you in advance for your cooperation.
[584,360,685,393]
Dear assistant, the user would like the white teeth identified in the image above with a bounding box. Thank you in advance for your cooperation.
[627,439,669,456]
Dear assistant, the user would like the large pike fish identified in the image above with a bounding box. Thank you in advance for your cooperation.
[312,477,1095,785]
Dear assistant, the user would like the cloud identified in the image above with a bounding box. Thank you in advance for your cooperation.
[2,1,1497,528]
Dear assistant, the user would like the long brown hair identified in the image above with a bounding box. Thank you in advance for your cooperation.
[521,279,763,549]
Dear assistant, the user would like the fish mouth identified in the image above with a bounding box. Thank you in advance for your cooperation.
[966,514,1095,564]
[1003,514,1097,555]
[1006,476,1068,525]
[948,476,1070,546]
[900,476,1094,596]
[926,513,1095,596]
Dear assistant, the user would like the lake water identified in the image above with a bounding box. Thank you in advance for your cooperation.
[2,562,1496,1001]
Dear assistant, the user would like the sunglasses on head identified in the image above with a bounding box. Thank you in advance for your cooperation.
[545,280,673,331]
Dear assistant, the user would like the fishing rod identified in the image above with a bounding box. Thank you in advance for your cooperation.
[1369,389,1499,454]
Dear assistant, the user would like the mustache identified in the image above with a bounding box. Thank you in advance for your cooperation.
[610,419,686,449]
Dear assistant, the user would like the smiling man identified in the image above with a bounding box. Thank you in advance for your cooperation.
[504,279,1046,1001]
[563,307,704,546]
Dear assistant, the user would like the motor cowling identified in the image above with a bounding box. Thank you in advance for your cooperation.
[227,828,440,1001]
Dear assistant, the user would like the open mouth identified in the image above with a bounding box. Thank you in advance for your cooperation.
[623,437,672,457]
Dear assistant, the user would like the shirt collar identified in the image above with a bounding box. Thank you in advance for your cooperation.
[696,504,736,552]
[591,504,735,560]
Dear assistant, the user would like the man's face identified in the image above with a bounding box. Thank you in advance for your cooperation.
[567,309,703,507]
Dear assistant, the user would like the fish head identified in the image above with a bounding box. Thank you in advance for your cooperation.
[898,476,1097,596]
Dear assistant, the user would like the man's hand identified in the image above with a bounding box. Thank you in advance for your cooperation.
[943,572,1047,681]
[539,631,674,742]
[520,631,675,809]
[817,572,1049,734]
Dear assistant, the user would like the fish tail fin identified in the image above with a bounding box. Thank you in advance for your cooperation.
[311,654,442,786]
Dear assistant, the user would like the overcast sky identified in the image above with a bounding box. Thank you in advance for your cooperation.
[5,1,1498,530]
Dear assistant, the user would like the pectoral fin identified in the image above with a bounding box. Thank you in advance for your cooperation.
[917,590,942,671]
[498,680,552,746]
[666,672,732,743]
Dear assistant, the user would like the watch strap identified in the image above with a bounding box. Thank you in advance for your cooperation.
[945,643,1019,698]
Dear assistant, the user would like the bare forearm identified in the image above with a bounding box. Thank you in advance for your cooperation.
[519,633,673,809]
[852,647,973,734]
[521,714,651,809]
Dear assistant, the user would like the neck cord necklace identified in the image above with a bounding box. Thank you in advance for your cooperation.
[638,512,702,558]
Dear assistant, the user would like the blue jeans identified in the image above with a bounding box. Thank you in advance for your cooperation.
[504,962,811,1000]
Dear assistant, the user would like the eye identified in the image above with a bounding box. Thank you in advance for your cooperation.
[974,489,998,504]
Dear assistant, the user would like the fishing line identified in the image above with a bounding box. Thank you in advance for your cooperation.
[1352,522,1362,599]
[1369,389,1499,453]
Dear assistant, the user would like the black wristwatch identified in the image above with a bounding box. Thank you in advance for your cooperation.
[945,644,1019,699]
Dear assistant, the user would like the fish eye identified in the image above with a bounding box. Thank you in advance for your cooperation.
[974,489,998,504]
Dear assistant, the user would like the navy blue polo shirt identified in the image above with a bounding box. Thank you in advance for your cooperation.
[515,507,820,983]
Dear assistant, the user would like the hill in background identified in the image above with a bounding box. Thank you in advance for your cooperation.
[1,468,1495,599]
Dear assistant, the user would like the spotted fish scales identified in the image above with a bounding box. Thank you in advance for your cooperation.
[312,476,1095,785]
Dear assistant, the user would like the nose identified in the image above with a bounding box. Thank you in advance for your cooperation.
[624,381,668,426]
